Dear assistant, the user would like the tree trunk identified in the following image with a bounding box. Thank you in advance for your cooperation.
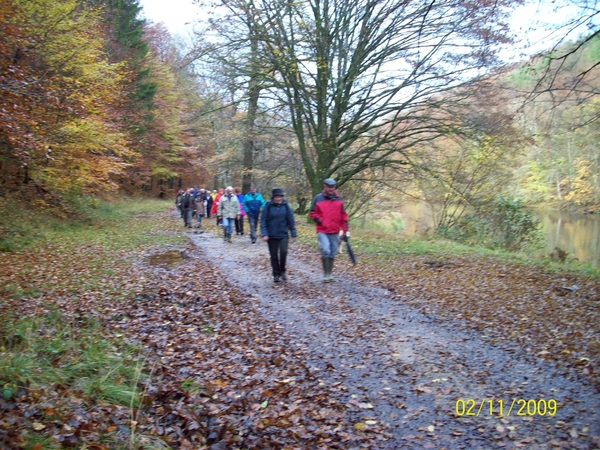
[241,32,263,194]
[241,82,261,193]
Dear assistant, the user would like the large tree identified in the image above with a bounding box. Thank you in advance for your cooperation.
[188,0,276,193]
[246,0,521,195]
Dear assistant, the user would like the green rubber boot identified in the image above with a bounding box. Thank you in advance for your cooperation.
[322,257,330,282]
[328,258,335,282]
[323,257,334,282]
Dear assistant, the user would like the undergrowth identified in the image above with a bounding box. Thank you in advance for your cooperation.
[0,308,143,407]
[0,195,172,252]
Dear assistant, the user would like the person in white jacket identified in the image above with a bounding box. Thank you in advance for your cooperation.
[218,186,240,242]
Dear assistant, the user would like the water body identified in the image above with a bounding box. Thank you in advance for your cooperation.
[533,208,600,267]
[396,203,600,267]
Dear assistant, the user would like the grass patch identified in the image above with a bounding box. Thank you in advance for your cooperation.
[348,219,600,279]
[0,308,144,407]
[0,307,158,446]
[0,195,175,252]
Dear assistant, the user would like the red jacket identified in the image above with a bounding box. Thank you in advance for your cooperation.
[211,189,224,215]
[309,189,348,234]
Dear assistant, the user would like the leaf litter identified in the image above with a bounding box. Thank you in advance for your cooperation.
[0,208,599,449]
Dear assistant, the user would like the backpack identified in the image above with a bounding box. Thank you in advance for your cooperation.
[264,201,292,221]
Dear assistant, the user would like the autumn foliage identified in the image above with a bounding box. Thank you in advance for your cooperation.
[0,0,210,210]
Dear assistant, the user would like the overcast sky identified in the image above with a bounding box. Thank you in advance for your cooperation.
[138,0,203,35]
[137,0,590,61]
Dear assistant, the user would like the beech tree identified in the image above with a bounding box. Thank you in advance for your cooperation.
[0,0,131,194]
[246,0,521,195]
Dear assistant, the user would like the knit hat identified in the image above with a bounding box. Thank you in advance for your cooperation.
[272,188,284,197]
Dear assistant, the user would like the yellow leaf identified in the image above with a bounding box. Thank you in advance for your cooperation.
[354,423,367,431]
[32,422,46,431]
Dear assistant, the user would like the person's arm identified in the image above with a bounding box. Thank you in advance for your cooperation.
[288,205,297,242]
[260,203,269,240]
[309,196,322,223]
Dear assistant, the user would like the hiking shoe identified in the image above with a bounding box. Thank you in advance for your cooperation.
[273,276,281,283]
[281,273,287,281]
[252,240,256,244]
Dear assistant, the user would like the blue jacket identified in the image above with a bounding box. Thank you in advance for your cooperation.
[260,200,297,239]
[243,191,266,216]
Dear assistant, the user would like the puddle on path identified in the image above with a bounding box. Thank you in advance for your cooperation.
[145,250,187,269]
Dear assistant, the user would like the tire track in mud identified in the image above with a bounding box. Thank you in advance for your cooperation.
[189,228,600,449]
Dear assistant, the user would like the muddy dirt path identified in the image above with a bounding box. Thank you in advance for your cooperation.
[187,225,600,449]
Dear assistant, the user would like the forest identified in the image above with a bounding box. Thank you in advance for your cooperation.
[1,0,599,251]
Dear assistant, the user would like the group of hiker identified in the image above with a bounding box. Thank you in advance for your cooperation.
[175,179,349,283]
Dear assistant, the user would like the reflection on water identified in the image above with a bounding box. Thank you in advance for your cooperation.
[533,209,600,267]
[397,203,600,267]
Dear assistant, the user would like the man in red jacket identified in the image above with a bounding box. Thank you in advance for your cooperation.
[309,178,349,282]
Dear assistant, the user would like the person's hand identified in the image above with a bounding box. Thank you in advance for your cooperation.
[291,237,296,244]
[339,230,344,237]
[345,231,350,239]
[262,236,269,241]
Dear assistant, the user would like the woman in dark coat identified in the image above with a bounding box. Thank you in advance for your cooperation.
[260,188,297,282]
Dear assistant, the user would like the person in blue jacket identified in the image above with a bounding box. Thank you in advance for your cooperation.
[260,188,297,282]
[243,184,266,244]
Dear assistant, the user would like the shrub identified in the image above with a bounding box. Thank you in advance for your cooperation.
[437,197,545,252]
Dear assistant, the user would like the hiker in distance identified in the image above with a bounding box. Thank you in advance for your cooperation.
[181,188,197,228]
[243,183,266,244]
[260,188,297,283]
[218,186,241,242]
[309,178,349,282]
[195,189,206,227]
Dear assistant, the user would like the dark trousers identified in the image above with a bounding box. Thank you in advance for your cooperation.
[183,208,193,226]
[235,215,245,234]
[267,238,288,276]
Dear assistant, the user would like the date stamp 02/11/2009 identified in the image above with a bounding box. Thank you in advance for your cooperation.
[455,399,558,418]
